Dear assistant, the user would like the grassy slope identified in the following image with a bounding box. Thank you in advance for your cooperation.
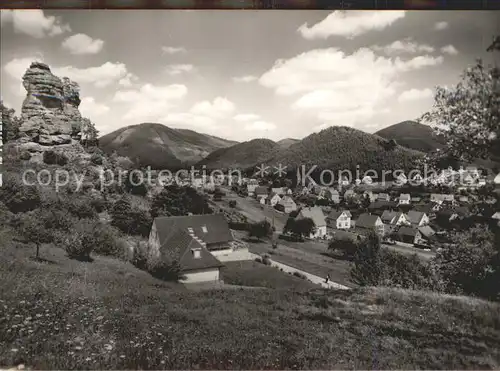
[1,234,499,369]
[220,261,317,291]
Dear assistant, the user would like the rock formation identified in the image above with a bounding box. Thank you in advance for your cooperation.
[18,62,84,146]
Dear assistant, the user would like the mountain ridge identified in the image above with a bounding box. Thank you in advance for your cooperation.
[99,123,238,169]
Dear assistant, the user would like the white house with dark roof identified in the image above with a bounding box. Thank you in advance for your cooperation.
[276,196,297,214]
[355,213,385,236]
[407,211,430,227]
[267,192,281,207]
[149,213,235,258]
[148,214,234,283]
[398,193,411,205]
[295,207,327,238]
[326,210,351,230]
[381,211,408,226]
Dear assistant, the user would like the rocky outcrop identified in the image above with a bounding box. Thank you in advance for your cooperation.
[18,62,83,146]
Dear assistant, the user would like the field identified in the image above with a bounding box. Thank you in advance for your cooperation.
[1,232,500,370]
[220,260,317,291]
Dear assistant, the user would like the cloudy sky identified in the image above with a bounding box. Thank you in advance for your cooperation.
[1,10,498,142]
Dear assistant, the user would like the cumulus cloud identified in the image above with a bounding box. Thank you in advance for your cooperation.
[244,121,276,131]
[162,113,217,129]
[397,88,433,102]
[112,83,187,121]
[61,33,104,55]
[53,62,130,88]
[0,10,70,38]
[298,10,405,39]
[372,38,435,55]
[191,97,236,118]
[79,96,110,117]
[3,55,45,96]
[232,75,257,83]
[394,55,444,71]
[3,56,44,80]
[259,47,443,127]
[118,72,139,87]
[440,45,458,55]
[233,113,260,122]
[161,46,186,54]
[434,21,448,30]
[165,64,194,75]
[3,56,131,90]
[159,97,237,131]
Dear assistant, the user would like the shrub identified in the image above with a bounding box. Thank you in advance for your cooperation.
[0,174,41,213]
[131,241,149,270]
[92,223,120,257]
[293,271,307,279]
[19,151,31,161]
[261,254,272,266]
[43,150,68,166]
[149,260,184,281]
[67,199,98,219]
[62,219,101,260]
[229,200,237,208]
[90,153,104,165]
[328,238,360,259]
[248,220,273,241]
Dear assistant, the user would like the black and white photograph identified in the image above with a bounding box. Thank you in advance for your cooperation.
[1,8,500,370]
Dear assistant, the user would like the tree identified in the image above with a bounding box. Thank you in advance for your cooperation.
[124,170,148,196]
[1,101,20,142]
[81,118,99,147]
[21,212,52,260]
[328,237,359,259]
[361,194,371,210]
[110,196,134,233]
[248,220,273,241]
[350,232,386,286]
[419,36,500,162]
[434,225,499,300]
[229,200,237,208]
[151,185,212,218]
[283,217,315,240]
[0,174,41,213]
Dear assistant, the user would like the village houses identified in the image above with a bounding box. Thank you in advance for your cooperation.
[406,211,430,227]
[254,186,269,201]
[355,213,385,236]
[377,193,391,202]
[398,193,411,205]
[295,207,327,239]
[267,192,282,207]
[276,196,298,214]
[326,210,351,230]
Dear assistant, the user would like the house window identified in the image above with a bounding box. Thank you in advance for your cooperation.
[201,226,208,233]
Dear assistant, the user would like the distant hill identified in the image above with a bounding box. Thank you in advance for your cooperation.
[375,121,445,153]
[197,138,279,170]
[99,123,237,169]
[198,126,423,176]
[266,126,424,175]
[277,138,300,149]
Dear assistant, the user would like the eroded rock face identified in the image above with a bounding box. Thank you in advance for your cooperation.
[19,62,83,145]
